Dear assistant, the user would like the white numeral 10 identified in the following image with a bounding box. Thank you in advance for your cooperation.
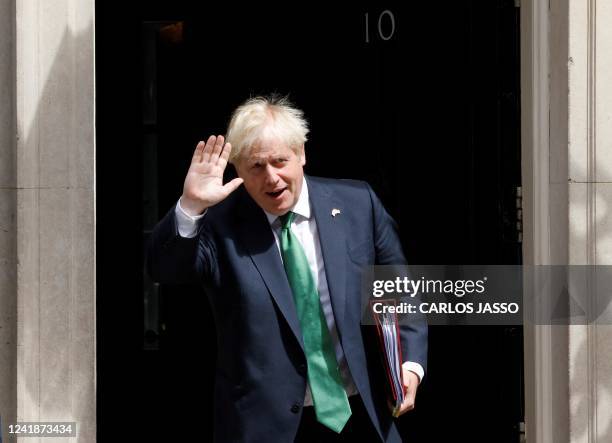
[364,10,396,43]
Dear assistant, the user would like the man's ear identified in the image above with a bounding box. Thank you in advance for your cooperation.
[299,144,306,166]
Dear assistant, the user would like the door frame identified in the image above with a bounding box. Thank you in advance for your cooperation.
[521,0,571,442]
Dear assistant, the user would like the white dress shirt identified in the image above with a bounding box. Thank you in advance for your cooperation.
[174,177,424,405]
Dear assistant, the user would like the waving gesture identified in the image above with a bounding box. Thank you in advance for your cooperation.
[180,135,244,216]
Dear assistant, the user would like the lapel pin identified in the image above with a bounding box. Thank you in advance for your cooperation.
[331,208,341,217]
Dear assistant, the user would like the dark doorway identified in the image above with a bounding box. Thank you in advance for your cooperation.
[96,1,523,442]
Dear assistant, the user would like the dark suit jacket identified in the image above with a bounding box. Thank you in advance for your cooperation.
[147,175,428,443]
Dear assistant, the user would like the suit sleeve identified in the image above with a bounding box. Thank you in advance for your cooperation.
[146,204,217,285]
[366,184,429,375]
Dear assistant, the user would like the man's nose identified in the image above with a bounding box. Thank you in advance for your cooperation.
[264,165,280,185]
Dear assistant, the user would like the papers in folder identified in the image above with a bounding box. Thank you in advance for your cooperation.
[370,299,405,416]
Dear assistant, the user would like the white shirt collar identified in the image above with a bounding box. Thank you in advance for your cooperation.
[263,176,311,226]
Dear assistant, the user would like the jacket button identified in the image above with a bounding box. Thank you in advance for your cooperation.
[298,364,307,375]
[291,404,301,413]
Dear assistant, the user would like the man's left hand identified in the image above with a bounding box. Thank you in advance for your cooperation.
[393,368,419,417]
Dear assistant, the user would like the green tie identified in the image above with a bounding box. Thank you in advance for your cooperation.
[279,211,352,433]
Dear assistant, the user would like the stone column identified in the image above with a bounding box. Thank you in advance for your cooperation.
[0,0,96,441]
[567,0,612,441]
[522,0,612,441]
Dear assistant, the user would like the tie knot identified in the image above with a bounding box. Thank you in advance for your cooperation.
[279,211,295,230]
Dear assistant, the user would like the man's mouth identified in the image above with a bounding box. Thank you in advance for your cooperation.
[266,187,287,198]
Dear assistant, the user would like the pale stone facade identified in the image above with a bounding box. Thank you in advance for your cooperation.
[0,0,96,442]
[521,0,612,442]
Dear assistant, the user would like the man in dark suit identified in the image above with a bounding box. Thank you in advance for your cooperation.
[147,96,427,442]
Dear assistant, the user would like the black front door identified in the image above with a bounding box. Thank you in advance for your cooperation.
[96,1,523,442]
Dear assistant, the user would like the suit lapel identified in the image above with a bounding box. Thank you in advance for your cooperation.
[235,190,305,352]
[307,177,348,341]
[234,178,350,352]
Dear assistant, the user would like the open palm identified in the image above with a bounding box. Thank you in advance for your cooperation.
[181,135,243,215]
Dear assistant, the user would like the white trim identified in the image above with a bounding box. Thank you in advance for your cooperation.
[521,1,569,442]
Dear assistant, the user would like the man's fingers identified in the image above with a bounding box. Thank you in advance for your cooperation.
[192,140,206,163]
[223,177,244,195]
[217,142,232,169]
[392,371,418,417]
[201,135,217,164]
[211,135,225,161]
[393,394,415,417]
[402,392,415,410]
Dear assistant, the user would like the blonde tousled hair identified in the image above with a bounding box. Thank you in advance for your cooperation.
[226,95,309,163]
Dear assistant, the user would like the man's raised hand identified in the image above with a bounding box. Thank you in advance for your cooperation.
[180,135,244,216]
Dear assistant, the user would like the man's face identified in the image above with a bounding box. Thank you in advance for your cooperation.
[235,138,305,216]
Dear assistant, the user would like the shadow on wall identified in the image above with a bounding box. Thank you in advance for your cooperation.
[14,18,96,443]
[566,133,612,438]
[569,323,612,439]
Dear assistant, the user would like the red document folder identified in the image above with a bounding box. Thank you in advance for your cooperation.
[370,299,405,416]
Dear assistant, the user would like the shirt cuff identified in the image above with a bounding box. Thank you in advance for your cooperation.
[175,198,207,238]
[402,361,425,384]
